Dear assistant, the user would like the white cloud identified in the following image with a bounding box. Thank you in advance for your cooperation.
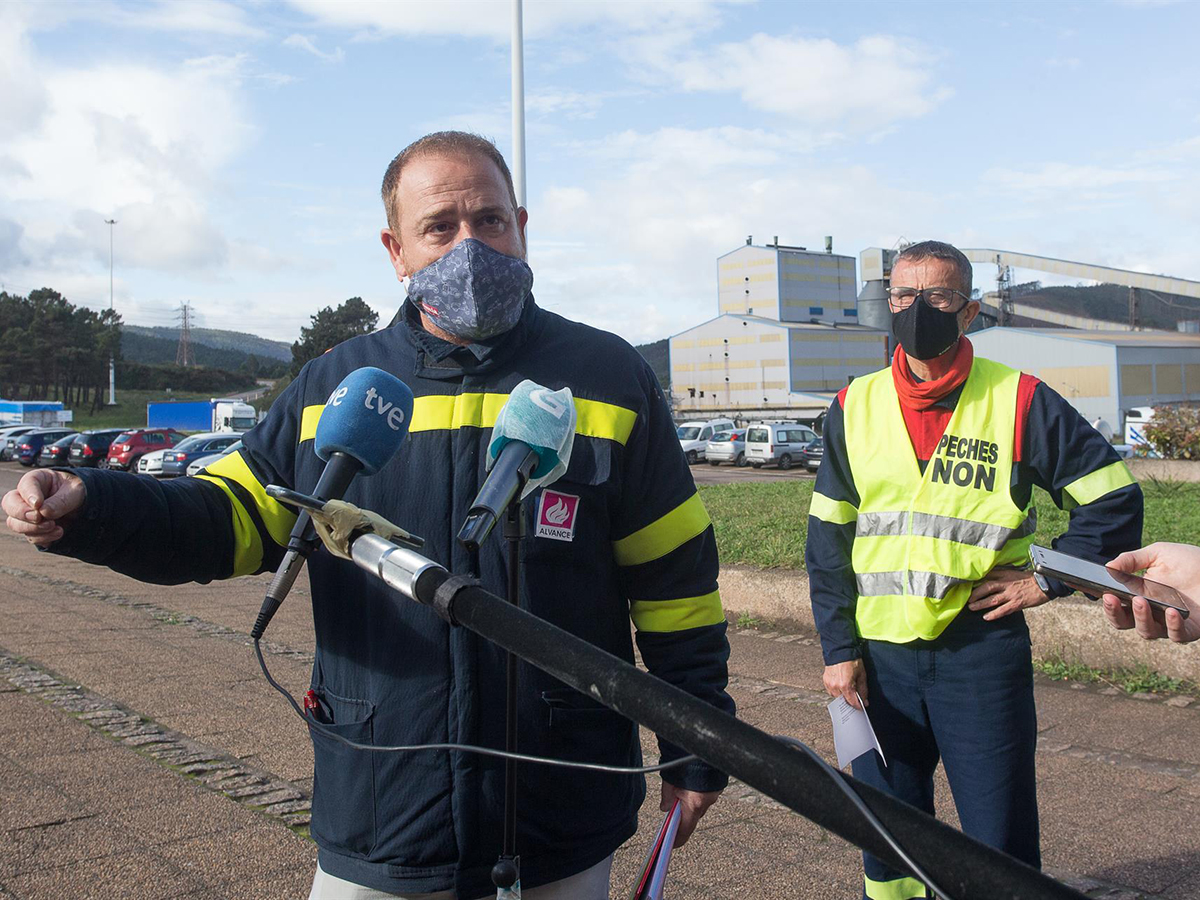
[283,33,345,63]
[15,0,265,39]
[0,13,286,319]
[632,33,951,128]
[285,0,737,40]
[982,162,1176,203]
[528,126,936,344]
[527,89,621,120]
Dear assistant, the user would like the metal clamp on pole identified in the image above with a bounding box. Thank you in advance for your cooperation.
[349,533,446,603]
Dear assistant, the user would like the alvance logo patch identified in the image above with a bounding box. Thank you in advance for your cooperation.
[536,490,580,542]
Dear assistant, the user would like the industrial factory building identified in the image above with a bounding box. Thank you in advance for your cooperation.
[670,238,1200,430]
[670,239,888,419]
[970,328,1200,434]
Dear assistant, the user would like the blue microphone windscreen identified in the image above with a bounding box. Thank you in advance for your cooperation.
[315,367,414,475]
[488,380,576,481]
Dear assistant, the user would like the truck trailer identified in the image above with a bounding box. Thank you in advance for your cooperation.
[146,398,257,433]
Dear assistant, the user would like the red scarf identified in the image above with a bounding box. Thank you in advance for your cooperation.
[891,336,973,460]
[892,336,973,411]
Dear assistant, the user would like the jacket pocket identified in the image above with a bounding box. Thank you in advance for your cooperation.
[535,688,642,838]
[308,687,377,857]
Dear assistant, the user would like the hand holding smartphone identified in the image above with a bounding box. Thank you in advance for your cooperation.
[1029,545,1190,619]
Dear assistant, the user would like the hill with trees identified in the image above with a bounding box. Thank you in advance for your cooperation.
[635,339,669,389]
[1010,282,1200,331]
[122,325,291,360]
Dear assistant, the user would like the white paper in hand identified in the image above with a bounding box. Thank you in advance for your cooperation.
[828,692,886,770]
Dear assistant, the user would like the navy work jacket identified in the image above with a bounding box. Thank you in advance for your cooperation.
[54,298,734,897]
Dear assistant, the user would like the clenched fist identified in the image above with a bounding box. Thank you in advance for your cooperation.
[2,469,87,547]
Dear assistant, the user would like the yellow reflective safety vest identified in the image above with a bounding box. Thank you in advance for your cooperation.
[843,356,1037,643]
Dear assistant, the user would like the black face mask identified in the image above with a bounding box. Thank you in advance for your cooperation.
[891,297,961,361]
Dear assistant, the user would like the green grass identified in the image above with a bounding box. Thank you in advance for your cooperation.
[1034,652,1196,696]
[65,389,215,431]
[701,480,1200,569]
[699,480,814,569]
[735,612,766,629]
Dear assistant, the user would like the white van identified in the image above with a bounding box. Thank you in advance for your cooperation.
[677,418,735,464]
[745,422,818,470]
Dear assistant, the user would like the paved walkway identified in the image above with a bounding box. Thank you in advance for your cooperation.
[2,466,1199,898]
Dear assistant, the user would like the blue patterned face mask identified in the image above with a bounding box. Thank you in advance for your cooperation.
[406,238,533,342]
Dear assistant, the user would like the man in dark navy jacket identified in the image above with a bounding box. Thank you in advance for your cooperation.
[3,132,734,899]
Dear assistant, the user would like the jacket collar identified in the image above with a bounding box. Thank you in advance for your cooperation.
[396,295,540,381]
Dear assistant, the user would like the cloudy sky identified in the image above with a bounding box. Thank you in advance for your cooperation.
[2,0,1198,345]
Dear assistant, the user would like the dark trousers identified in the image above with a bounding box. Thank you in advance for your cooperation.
[850,610,1040,900]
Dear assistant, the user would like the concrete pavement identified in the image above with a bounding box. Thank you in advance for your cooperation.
[1,463,1199,899]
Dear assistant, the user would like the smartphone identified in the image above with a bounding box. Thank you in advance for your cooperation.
[1029,545,1190,619]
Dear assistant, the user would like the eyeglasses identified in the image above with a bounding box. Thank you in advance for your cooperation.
[886,286,970,311]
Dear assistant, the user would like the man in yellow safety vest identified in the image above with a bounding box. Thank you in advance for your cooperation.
[807,240,1143,900]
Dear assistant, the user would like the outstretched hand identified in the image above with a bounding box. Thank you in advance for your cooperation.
[2,469,86,546]
[1102,543,1200,644]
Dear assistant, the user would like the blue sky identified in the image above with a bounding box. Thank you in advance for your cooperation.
[2,0,1198,345]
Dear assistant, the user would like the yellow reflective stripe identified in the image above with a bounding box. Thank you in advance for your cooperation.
[574,398,637,445]
[630,590,724,633]
[303,393,639,444]
[810,491,857,525]
[613,492,711,567]
[865,875,928,900]
[406,393,510,433]
[199,451,297,547]
[299,405,322,443]
[194,474,264,577]
[1064,459,1137,507]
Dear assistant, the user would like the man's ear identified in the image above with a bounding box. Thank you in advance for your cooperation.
[381,229,408,281]
[960,299,981,332]
[517,206,529,255]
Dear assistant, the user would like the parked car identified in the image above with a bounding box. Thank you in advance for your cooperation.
[801,436,823,472]
[745,422,818,470]
[106,428,187,471]
[37,432,80,467]
[15,428,78,467]
[68,429,129,468]
[186,439,242,476]
[705,430,747,467]
[0,425,39,461]
[138,449,168,477]
[676,418,735,464]
[161,432,243,477]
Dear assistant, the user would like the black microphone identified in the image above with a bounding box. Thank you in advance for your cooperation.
[457,381,576,553]
[251,368,414,639]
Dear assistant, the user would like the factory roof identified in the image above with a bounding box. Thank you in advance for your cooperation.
[973,327,1200,349]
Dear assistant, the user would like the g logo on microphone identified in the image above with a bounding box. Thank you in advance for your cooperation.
[531,388,569,419]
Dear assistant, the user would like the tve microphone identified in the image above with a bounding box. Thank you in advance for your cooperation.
[457,380,576,553]
[251,367,414,639]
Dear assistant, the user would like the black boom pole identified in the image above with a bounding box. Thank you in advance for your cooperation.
[395,564,1086,900]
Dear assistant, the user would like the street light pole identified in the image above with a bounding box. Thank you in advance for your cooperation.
[104,218,117,406]
[511,0,526,208]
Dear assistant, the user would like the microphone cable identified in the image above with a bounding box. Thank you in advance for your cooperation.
[775,736,952,900]
[255,642,955,899]
[255,639,696,776]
